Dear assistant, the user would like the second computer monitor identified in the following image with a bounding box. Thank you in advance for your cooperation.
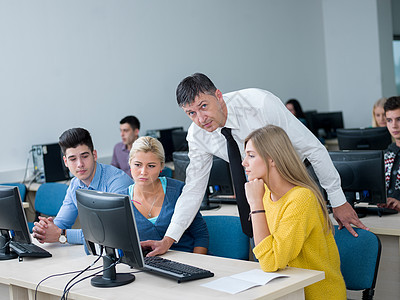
[329,150,386,207]
[76,189,142,287]
[146,127,184,162]
[310,111,344,139]
[172,151,233,207]
[337,127,392,150]
[0,185,32,260]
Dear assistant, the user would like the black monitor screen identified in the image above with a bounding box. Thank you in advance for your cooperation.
[76,189,143,287]
[337,127,392,150]
[311,112,344,139]
[173,152,234,196]
[171,130,189,152]
[329,150,386,207]
[0,185,31,259]
[146,127,184,162]
[172,151,233,208]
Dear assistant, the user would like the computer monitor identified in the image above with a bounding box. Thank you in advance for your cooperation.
[337,127,392,150]
[0,185,31,260]
[304,110,317,132]
[329,150,391,217]
[171,130,189,152]
[310,112,344,139]
[146,127,184,162]
[172,151,235,209]
[76,189,142,287]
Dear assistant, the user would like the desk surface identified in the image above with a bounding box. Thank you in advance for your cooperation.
[0,240,324,300]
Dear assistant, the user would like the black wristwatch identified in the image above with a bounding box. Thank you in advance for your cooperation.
[59,229,67,244]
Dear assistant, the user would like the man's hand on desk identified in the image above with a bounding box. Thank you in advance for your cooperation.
[140,236,175,257]
[332,202,369,237]
[32,216,62,243]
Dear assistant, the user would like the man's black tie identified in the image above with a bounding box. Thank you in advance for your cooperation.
[221,127,253,238]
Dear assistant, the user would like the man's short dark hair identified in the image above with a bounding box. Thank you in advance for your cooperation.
[176,73,217,107]
[384,96,400,113]
[120,115,140,131]
[59,128,94,155]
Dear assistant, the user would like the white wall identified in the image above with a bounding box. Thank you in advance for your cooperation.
[0,0,396,182]
[322,0,395,128]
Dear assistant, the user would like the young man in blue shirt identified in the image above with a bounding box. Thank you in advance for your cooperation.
[32,127,133,245]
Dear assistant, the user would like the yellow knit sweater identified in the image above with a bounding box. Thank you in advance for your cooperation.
[253,186,346,300]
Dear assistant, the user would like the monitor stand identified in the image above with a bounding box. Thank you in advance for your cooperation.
[200,193,220,211]
[0,233,18,260]
[91,248,135,288]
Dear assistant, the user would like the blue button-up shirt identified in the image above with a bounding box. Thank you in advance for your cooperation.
[54,162,133,244]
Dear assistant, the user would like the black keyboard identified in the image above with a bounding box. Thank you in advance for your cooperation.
[144,256,214,283]
[10,241,52,258]
[355,206,398,217]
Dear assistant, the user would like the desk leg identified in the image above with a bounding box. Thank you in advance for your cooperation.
[9,285,28,300]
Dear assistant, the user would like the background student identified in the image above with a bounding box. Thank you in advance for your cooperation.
[111,115,141,177]
[285,98,307,126]
[372,97,387,128]
[32,127,133,245]
[130,136,208,254]
[243,125,346,299]
[377,96,400,212]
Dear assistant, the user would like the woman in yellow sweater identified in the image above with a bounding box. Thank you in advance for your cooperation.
[242,125,346,300]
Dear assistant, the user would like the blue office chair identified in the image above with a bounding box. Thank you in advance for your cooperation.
[334,225,381,300]
[1,182,27,202]
[28,182,68,232]
[203,215,250,260]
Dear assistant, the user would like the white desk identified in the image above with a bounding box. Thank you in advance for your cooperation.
[0,240,324,300]
[203,204,400,300]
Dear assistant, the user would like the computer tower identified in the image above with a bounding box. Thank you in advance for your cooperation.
[32,143,70,183]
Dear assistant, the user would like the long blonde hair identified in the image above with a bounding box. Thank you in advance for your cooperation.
[245,125,333,232]
[372,97,387,127]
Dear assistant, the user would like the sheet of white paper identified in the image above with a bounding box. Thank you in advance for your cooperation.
[231,269,288,285]
[201,277,259,294]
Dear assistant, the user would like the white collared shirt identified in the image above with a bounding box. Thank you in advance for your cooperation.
[166,88,345,242]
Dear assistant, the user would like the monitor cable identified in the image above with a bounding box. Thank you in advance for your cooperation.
[34,249,103,300]
[61,254,128,300]
[60,246,104,300]
[62,264,142,300]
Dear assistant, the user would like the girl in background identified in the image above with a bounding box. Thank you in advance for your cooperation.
[372,97,387,127]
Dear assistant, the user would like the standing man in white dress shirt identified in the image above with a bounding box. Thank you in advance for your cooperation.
[141,73,367,256]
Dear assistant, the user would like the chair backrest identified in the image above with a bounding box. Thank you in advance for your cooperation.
[159,166,173,178]
[35,182,68,216]
[334,225,381,294]
[203,215,250,260]
[1,183,27,202]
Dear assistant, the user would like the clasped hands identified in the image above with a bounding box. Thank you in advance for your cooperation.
[32,216,62,243]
